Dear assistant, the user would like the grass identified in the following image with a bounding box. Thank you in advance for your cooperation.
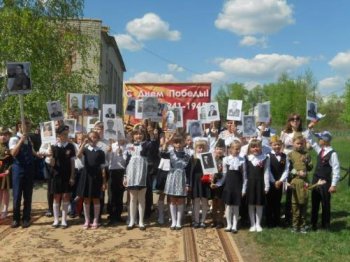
[248,136,350,262]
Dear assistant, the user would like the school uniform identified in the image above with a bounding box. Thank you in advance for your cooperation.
[266,151,289,227]
[310,145,340,229]
[189,156,211,199]
[50,142,76,194]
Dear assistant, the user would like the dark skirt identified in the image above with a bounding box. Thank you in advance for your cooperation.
[155,169,169,191]
[222,170,243,205]
[77,167,102,198]
[191,172,211,199]
[50,173,72,194]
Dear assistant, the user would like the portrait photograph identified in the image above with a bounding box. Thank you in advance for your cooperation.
[187,120,203,138]
[84,94,99,116]
[104,118,117,140]
[135,99,143,120]
[197,105,210,124]
[243,115,257,137]
[64,119,76,138]
[142,96,158,119]
[40,121,56,144]
[227,100,242,121]
[199,152,218,174]
[47,101,64,121]
[257,102,270,123]
[151,102,166,122]
[86,116,99,132]
[206,102,220,121]
[307,100,317,120]
[125,97,136,116]
[103,104,116,119]
[6,62,32,95]
[67,93,83,117]
[115,117,126,140]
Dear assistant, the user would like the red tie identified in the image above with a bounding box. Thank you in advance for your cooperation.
[320,148,325,158]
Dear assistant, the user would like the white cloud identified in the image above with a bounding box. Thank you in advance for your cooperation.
[190,71,226,84]
[218,53,309,79]
[239,36,267,47]
[127,72,178,82]
[215,0,294,35]
[114,34,143,51]
[329,51,350,75]
[168,64,184,72]
[126,13,181,41]
[318,76,344,89]
[244,81,261,90]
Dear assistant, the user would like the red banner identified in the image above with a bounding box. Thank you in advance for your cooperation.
[123,83,211,126]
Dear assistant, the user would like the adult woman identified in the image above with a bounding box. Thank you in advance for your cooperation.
[280,113,305,154]
[218,120,241,147]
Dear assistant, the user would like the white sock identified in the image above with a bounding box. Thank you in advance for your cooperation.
[193,198,200,223]
[249,205,256,228]
[94,204,101,225]
[225,205,232,229]
[61,202,69,225]
[53,202,60,224]
[83,202,90,225]
[256,205,263,229]
[138,189,146,227]
[176,204,184,227]
[129,193,137,227]
[158,200,164,224]
[201,198,208,223]
[170,203,177,227]
[232,206,239,230]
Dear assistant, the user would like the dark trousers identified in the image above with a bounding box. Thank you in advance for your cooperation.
[266,185,283,227]
[311,183,331,228]
[12,167,34,222]
[284,187,292,225]
[107,169,125,220]
[69,169,82,215]
[145,166,156,219]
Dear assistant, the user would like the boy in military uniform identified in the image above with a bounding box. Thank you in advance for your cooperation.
[287,135,313,233]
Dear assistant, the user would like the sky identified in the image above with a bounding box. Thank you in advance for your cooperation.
[84,0,350,98]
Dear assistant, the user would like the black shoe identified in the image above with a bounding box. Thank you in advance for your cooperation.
[11,220,20,228]
[232,229,238,234]
[170,226,176,230]
[45,211,53,217]
[139,226,146,231]
[22,220,31,228]
[127,225,134,230]
[211,222,217,228]
[175,226,182,230]
[216,223,223,229]
[193,222,200,229]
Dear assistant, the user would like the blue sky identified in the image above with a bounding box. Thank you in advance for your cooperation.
[84,0,350,98]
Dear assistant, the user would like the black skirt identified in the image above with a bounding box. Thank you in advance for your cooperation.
[155,169,168,191]
[222,170,243,205]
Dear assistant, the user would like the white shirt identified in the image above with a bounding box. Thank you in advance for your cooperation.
[108,142,127,170]
[268,150,290,183]
[247,154,271,192]
[221,155,247,194]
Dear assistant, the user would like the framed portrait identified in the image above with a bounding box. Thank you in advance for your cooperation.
[125,97,136,116]
[206,102,220,122]
[135,99,143,120]
[199,152,218,174]
[257,102,270,123]
[187,120,203,138]
[197,105,210,124]
[103,104,116,120]
[142,96,158,119]
[83,94,99,116]
[64,119,76,138]
[6,62,32,95]
[104,118,118,140]
[115,117,126,140]
[243,115,257,137]
[86,116,99,132]
[151,102,167,122]
[306,101,317,121]
[40,121,56,144]
[227,100,242,121]
[47,101,64,121]
[67,93,83,117]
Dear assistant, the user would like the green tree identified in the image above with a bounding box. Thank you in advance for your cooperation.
[340,80,350,124]
[0,1,90,127]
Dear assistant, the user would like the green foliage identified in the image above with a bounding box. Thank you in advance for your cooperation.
[0,2,91,128]
[340,80,350,124]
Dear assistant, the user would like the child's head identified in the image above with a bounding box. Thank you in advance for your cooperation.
[270,135,282,153]
[315,131,332,147]
[194,138,208,157]
[131,128,146,143]
[292,135,305,152]
[172,135,185,151]
[229,139,241,156]
[248,139,262,155]
[88,131,100,146]
[56,125,69,142]
[185,133,193,148]
[0,127,11,143]
[215,138,226,157]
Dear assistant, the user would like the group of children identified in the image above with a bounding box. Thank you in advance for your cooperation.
[0,116,340,235]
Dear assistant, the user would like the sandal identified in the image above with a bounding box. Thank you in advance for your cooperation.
[83,222,89,229]
[91,223,99,229]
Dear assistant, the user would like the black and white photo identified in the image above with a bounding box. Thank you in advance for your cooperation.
[40,121,56,144]
[135,99,143,119]
[84,94,99,116]
[103,104,116,119]
[64,119,76,138]
[142,96,158,119]
[198,105,210,124]
[257,102,270,123]
[187,120,203,138]
[47,101,64,121]
[206,102,220,121]
[115,117,126,140]
[307,101,317,120]
[227,100,242,121]
[125,98,136,116]
[104,118,117,140]
[243,115,257,137]
[7,62,31,95]
[68,93,83,116]
[199,152,218,174]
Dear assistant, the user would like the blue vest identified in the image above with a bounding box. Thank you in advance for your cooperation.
[13,137,34,167]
